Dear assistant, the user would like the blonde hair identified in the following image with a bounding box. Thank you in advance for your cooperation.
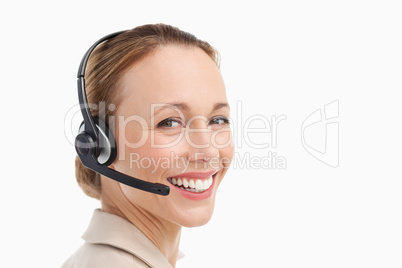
[75,23,219,199]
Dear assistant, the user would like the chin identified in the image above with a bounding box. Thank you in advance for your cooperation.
[180,215,213,228]
[175,205,216,228]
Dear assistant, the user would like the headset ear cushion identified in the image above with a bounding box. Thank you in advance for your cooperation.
[94,117,117,166]
[78,118,117,166]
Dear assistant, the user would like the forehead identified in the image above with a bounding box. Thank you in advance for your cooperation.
[117,45,227,114]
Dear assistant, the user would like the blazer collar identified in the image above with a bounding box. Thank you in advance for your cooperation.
[82,209,173,268]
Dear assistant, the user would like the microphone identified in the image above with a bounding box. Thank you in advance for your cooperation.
[75,138,170,196]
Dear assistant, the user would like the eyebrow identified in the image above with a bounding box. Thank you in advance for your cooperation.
[212,102,230,111]
[153,102,230,115]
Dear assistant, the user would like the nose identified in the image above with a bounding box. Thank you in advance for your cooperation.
[184,117,219,162]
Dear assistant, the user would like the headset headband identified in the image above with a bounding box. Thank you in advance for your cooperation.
[77,31,126,152]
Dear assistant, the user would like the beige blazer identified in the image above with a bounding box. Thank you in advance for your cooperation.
[62,209,173,268]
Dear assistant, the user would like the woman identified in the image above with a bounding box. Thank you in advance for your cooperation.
[63,24,234,267]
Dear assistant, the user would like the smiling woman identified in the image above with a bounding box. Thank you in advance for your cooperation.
[63,24,234,268]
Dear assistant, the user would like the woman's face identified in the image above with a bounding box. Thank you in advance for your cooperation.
[111,45,234,227]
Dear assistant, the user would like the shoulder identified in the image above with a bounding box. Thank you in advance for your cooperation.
[61,242,150,268]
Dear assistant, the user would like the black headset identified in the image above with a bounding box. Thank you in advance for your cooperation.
[74,31,170,196]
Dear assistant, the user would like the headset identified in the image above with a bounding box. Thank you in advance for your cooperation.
[74,31,170,196]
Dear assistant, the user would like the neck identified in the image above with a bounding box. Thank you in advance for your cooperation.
[100,178,181,267]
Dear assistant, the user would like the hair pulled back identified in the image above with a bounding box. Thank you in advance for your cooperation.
[75,24,219,199]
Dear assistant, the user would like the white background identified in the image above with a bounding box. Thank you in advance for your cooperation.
[1,1,401,267]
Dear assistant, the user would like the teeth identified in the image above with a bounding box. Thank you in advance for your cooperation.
[189,179,195,189]
[203,179,210,189]
[195,179,203,190]
[168,176,214,193]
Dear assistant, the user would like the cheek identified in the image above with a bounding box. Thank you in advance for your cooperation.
[214,129,234,164]
[115,132,189,177]
[114,121,150,163]
[219,144,235,169]
[140,132,189,160]
[151,130,186,147]
[211,128,233,149]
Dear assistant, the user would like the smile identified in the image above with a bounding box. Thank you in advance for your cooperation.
[167,171,218,194]
[167,176,213,193]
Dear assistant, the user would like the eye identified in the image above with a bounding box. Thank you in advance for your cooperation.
[209,116,230,126]
[157,118,183,128]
